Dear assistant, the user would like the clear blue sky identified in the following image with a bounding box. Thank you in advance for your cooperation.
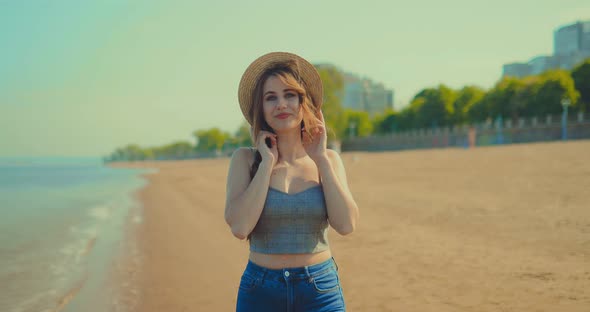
[1,0,588,157]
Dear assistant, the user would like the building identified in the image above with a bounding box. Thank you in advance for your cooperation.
[529,55,558,75]
[554,20,590,56]
[503,62,531,77]
[502,20,590,78]
[315,63,395,117]
[342,72,394,117]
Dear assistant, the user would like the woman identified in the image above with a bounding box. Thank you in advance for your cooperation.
[224,52,359,312]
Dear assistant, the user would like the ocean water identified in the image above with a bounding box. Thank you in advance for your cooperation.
[0,157,154,312]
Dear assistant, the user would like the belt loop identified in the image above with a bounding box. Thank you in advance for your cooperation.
[260,268,267,282]
[251,261,266,281]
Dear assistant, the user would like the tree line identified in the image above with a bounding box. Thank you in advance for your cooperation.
[104,59,590,162]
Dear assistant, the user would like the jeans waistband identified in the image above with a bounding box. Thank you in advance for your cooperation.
[245,257,338,281]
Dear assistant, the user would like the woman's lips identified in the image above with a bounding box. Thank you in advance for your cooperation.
[276,114,291,119]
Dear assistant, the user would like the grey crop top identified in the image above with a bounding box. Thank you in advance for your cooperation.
[249,184,330,254]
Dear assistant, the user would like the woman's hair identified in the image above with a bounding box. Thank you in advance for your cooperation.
[246,62,323,241]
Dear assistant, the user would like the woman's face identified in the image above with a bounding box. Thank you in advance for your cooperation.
[262,75,303,132]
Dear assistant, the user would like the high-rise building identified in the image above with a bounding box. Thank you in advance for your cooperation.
[342,72,394,117]
[502,20,590,78]
[315,63,395,116]
[554,20,590,56]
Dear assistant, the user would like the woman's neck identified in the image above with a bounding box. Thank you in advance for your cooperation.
[275,128,307,164]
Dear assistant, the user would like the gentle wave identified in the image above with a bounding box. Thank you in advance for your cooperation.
[88,205,112,221]
[50,275,88,312]
[1,162,150,312]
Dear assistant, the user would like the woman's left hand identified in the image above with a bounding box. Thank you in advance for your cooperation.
[303,109,328,164]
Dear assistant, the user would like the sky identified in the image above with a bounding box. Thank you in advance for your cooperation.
[1,0,589,157]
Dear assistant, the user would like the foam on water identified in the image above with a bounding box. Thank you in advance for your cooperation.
[0,158,151,312]
[88,205,113,221]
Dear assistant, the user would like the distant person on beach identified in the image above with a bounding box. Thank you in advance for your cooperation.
[224,52,359,311]
[468,126,477,148]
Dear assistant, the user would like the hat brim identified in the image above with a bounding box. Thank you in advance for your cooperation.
[238,52,323,125]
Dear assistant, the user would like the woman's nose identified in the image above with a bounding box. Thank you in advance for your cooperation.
[277,97,288,109]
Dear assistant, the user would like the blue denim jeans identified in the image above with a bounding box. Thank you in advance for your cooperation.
[236,257,346,311]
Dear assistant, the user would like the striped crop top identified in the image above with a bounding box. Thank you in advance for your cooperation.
[249,184,330,254]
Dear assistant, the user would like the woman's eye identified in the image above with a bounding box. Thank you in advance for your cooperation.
[266,96,277,101]
[285,93,296,98]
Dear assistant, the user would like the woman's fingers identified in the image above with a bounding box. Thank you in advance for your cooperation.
[257,131,277,148]
[264,133,277,144]
[259,131,276,138]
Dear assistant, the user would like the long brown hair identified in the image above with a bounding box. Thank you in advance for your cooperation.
[246,62,323,241]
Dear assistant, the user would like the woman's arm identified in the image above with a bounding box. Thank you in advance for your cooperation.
[224,147,273,240]
[316,149,359,235]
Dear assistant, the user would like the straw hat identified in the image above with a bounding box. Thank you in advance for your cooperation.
[238,52,323,125]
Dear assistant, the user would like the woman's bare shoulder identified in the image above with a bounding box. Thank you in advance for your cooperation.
[231,146,256,168]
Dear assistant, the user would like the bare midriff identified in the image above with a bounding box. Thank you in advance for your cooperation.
[249,249,332,269]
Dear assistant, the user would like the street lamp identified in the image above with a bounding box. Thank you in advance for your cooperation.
[561,98,571,140]
[348,121,357,138]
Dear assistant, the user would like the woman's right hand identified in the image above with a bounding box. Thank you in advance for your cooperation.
[256,130,278,166]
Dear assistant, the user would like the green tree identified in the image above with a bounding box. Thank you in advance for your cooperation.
[411,85,456,128]
[162,141,193,158]
[148,141,193,159]
[340,109,373,138]
[572,58,590,112]
[467,94,490,123]
[515,75,542,117]
[486,77,526,120]
[396,106,417,131]
[453,86,485,124]
[315,64,345,141]
[193,128,230,152]
[121,144,147,161]
[372,109,398,134]
[107,144,152,162]
[529,70,579,116]
[232,121,253,147]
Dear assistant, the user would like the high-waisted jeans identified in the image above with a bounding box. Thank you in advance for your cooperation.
[236,257,346,312]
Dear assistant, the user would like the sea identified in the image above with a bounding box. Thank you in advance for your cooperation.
[0,157,154,312]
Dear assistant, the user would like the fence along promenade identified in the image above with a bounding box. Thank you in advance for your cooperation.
[342,112,590,152]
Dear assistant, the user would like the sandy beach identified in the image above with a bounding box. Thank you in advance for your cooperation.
[111,140,590,311]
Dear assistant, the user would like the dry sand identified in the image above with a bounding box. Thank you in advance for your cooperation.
[111,140,590,311]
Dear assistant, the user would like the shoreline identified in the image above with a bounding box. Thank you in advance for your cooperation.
[105,169,155,312]
[59,166,151,312]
